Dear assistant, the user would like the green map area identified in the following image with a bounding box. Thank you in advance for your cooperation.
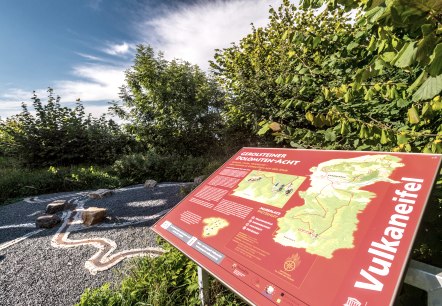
[273,155,404,258]
[232,170,306,208]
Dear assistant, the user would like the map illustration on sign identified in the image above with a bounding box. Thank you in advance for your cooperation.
[274,155,404,258]
[153,148,441,306]
[232,170,306,208]
[202,217,229,237]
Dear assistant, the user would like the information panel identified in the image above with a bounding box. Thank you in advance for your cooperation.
[152,148,441,306]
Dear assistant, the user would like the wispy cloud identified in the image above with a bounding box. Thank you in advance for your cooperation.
[55,64,127,101]
[1,0,284,119]
[76,52,107,62]
[140,0,282,70]
[0,88,47,119]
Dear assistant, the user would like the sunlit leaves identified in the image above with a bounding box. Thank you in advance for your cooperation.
[412,74,442,101]
[428,43,442,76]
[392,42,418,68]
[407,105,420,124]
[123,45,224,156]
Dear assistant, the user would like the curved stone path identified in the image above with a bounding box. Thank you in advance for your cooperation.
[0,183,188,306]
[51,196,164,275]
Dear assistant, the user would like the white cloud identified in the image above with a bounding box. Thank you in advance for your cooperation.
[103,42,133,56]
[0,88,47,114]
[55,64,127,101]
[140,0,282,70]
[0,64,127,119]
[1,0,284,119]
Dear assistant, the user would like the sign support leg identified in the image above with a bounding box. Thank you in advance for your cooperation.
[404,260,442,305]
[198,266,210,305]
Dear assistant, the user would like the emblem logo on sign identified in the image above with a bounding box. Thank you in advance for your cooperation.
[283,253,301,271]
[344,297,363,306]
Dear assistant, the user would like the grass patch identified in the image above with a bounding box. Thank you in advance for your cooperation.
[0,154,227,205]
[0,158,122,205]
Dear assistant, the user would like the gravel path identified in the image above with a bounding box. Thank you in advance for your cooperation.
[0,183,189,306]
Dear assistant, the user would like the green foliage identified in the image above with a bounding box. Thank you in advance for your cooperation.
[0,152,227,205]
[0,88,133,167]
[213,2,372,149]
[292,0,442,153]
[76,240,246,306]
[213,0,442,153]
[412,173,442,266]
[112,151,227,184]
[0,159,121,205]
[117,45,224,156]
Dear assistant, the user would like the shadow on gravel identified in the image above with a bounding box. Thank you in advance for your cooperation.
[0,183,185,246]
[0,255,4,262]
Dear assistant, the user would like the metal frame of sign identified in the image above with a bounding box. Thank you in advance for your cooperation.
[152,148,441,306]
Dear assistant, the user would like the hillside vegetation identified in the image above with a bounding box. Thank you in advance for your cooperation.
[0,0,441,304]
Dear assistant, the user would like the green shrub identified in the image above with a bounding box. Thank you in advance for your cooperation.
[77,240,246,306]
[0,164,121,205]
[77,241,199,306]
[112,152,227,184]
[0,88,134,167]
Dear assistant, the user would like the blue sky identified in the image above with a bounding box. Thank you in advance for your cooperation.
[0,0,280,119]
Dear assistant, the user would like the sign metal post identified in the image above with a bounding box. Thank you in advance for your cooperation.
[198,266,210,305]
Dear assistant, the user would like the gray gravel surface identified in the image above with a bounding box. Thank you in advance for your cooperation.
[0,183,189,306]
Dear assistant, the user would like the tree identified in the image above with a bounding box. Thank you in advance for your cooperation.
[118,45,224,156]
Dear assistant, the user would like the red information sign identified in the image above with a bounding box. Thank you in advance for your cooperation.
[152,148,441,306]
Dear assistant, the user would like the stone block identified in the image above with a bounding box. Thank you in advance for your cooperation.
[88,189,113,199]
[82,207,107,226]
[144,179,157,188]
[36,214,61,229]
[193,175,205,185]
[46,200,67,214]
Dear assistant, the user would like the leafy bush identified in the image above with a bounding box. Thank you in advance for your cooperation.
[0,88,134,167]
[76,240,246,306]
[213,1,442,153]
[78,242,199,305]
[112,151,227,184]
[212,0,442,267]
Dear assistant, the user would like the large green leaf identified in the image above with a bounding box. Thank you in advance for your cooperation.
[392,42,417,68]
[415,33,437,64]
[324,130,337,141]
[428,43,442,76]
[412,74,442,101]
[364,6,386,23]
